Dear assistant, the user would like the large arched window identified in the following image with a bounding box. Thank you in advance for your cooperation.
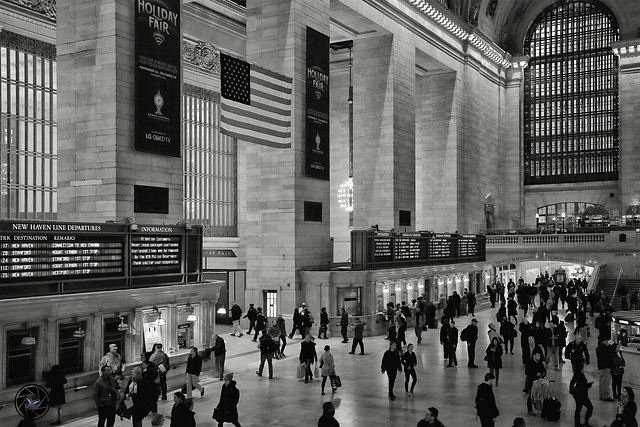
[523,1,619,185]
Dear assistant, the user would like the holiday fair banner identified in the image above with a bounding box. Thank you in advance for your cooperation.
[134,0,181,157]
[305,26,330,180]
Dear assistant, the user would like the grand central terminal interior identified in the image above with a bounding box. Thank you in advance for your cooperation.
[0,0,639,425]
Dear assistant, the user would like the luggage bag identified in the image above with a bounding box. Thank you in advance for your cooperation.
[540,380,561,422]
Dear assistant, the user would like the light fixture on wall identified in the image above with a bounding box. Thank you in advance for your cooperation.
[186,303,198,322]
[117,315,130,332]
[127,217,138,232]
[20,323,36,346]
[72,317,86,338]
[153,306,167,326]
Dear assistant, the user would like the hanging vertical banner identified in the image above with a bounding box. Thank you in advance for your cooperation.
[305,27,330,180]
[135,0,181,157]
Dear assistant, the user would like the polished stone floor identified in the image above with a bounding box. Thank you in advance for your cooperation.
[58,305,627,427]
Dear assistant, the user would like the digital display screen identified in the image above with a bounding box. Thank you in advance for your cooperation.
[0,235,125,281]
[131,235,181,274]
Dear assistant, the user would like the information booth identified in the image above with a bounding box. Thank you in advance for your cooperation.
[611,311,640,386]
[0,220,223,425]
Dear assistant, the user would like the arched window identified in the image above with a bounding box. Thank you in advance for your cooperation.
[523,1,619,185]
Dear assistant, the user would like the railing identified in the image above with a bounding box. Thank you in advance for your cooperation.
[486,233,608,246]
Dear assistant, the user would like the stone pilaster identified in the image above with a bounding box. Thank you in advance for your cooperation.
[56,0,183,223]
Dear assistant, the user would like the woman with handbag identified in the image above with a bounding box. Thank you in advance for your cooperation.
[213,373,240,427]
[611,343,626,400]
[319,345,337,395]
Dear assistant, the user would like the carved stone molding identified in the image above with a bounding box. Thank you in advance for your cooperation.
[183,40,220,74]
[184,83,218,102]
[524,183,618,193]
[6,0,56,22]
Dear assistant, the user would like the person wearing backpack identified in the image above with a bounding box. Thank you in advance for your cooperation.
[461,318,479,368]
[256,329,277,379]
[252,308,267,342]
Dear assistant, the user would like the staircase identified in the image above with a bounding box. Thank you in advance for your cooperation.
[595,278,640,310]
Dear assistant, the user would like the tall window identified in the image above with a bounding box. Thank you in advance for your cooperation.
[6,327,37,385]
[183,85,237,237]
[523,1,619,185]
[0,31,57,218]
[59,321,85,374]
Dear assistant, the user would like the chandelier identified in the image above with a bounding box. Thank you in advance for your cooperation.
[338,178,353,212]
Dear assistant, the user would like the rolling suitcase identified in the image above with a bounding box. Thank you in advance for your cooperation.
[541,380,561,421]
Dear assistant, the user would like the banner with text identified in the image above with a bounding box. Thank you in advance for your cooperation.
[305,27,330,180]
[135,0,181,157]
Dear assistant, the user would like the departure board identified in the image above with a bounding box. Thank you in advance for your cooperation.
[458,234,483,258]
[394,235,428,260]
[428,234,455,259]
[131,235,181,274]
[373,235,393,263]
[0,235,125,281]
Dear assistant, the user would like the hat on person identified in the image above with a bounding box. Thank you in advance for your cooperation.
[224,372,234,381]
[471,318,478,323]
[109,343,118,350]
[301,302,306,306]
[512,417,526,427]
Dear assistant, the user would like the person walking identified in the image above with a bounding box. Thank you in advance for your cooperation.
[485,337,503,387]
[414,305,425,345]
[349,318,366,355]
[149,343,170,400]
[447,319,458,367]
[211,334,226,381]
[319,307,329,339]
[611,342,626,400]
[401,343,418,395]
[525,349,546,415]
[595,338,614,401]
[475,373,499,427]
[300,335,318,383]
[93,366,119,427]
[319,345,337,395]
[467,291,477,317]
[46,364,67,425]
[569,365,594,427]
[381,341,402,400]
[252,307,267,342]
[565,333,590,374]
[256,329,277,379]
[416,407,445,426]
[440,317,451,361]
[462,318,479,368]
[339,308,349,343]
[544,321,561,370]
[276,313,287,357]
[166,392,195,427]
[185,347,205,398]
[126,366,155,427]
[289,304,302,339]
[318,401,340,427]
[230,301,244,337]
[243,303,257,335]
[213,373,241,427]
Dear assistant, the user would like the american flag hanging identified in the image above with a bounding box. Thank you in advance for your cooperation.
[220,53,292,149]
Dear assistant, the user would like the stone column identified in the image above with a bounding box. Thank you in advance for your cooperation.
[352,34,416,231]
[243,0,332,311]
[56,0,183,223]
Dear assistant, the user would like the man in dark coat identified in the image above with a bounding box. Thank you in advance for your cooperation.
[243,303,257,334]
[569,365,594,427]
[214,373,241,427]
[565,333,590,374]
[185,347,204,398]
[381,341,402,400]
[339,308,349,343]
[440,317,451,360]
[252,307,267,342]
[463,318,479,368]
[475,373,499,426]
[230,301,243,337]
[447,319,459,367]
[318,401,340,427]
[92,366,119,427]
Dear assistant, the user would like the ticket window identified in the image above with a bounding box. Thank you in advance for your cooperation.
[6,327,38,386]
[103,317,126,362]
[59,321,86,374]
[141,310,166,360]
[338,287,362,316]
[176,305,199,352]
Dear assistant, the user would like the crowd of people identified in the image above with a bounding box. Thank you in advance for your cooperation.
[61,283,638,427]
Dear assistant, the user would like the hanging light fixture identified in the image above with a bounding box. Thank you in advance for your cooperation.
[20,323,36,346]
[154,306,167,326]
[186,303,198,322]
[117,315,130,332]
[337,41,355,214]
[72,317,86,338]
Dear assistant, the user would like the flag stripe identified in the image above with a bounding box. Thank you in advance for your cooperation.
[221,106,291,130]
[221,116,291,139]
[221,129,292,149]
[253,64,293,85]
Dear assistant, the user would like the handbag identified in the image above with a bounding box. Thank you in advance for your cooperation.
[296,364,305,379]
[314,365,320,378]
[331,375,342,388]
[213,407,222,421]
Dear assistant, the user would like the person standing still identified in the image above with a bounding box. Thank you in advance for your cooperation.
[230,301,244,337]
[475,373,500,427]
[416,407,445,427]
[319,307,329,339]
[276,313,287,357]
[93,366,119,427]
[211,334,226,381]
[447,320,459,367]
[339,308,349,343]
[46,364,67,425]
[381,341,402,400]
[149,343,170,401]
[464,318,479,368]
[185,347,204,398]
[569,365,594,427]
[595,338,614,401]
[349,318,366,355]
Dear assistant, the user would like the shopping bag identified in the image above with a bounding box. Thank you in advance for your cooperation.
[314,365,320,378]
[296,364,305,379]
[331,375,342,388]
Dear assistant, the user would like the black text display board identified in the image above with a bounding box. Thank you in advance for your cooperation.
[0,235,125,281]
[131,235,181,274]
